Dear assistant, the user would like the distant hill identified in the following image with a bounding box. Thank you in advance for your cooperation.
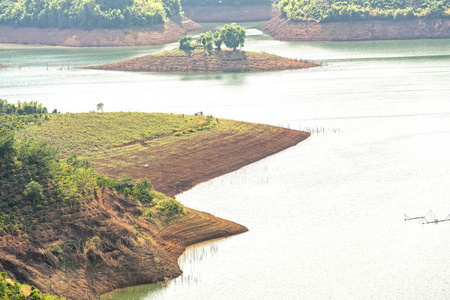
[278,0,450,23]
[0,0,182,29]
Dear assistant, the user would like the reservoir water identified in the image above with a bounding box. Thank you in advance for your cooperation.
[1,22,450,299]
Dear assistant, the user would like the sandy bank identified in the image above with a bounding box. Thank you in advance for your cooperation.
[265,15,450,41]
[85,49,319,72]
[183,4,277,22]
[0,17,201,47]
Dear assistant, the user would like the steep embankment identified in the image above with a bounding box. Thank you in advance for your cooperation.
[183,4,277,22]
[265,15,450,41]
[0,189,247,299]
[0,17,200,47]
[86,49,319,72]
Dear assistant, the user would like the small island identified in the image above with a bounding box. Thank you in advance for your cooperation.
[86,23,319,72]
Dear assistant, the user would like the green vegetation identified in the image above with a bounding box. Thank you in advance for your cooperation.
[179,23,246,52]
[0,272,64,299]
[0,100,190,235]
[279,0,450,22]
[13,110,217,156]
[0,0,181,29]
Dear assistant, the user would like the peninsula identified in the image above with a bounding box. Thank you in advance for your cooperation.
[0,101,310,299]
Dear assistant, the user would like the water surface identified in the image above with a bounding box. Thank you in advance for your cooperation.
[1,24,450,299]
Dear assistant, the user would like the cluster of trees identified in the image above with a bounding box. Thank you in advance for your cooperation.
[0,0,182,29]
[179,23,246,51]
[279,0,450,22]
[0,272,63,299]
[181,0,270,7]
[0,99,48,115]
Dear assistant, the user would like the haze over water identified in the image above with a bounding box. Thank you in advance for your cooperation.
[1,22,450,299]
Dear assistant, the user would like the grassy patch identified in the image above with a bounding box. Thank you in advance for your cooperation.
[15,112,215,157]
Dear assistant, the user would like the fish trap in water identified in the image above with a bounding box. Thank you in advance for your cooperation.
[404,210,450,224]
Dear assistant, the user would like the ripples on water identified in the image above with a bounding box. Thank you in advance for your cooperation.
[2,23,450,299]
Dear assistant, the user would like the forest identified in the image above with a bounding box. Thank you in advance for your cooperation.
[278,0,450,22]
[0,0,181,29]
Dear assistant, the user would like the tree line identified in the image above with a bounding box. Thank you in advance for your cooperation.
[279,0,450,22]
[179,23,246,52]
[0,0,181,29]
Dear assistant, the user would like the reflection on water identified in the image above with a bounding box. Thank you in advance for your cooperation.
[100,240,221,300]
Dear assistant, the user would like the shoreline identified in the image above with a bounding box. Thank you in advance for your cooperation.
[0,17,201,47]
[0,120,310,299]
[99,125,310,298]
[85,49,319,73]
[265,15,450,41]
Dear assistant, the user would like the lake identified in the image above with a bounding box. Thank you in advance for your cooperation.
[1,22,450,299]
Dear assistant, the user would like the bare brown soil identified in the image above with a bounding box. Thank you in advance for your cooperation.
[93,123,310,197]
[85,49,319,72]
[0,17,201,47]
[183,4,278,22]
[0,189,247,299]
[265,15,450,41]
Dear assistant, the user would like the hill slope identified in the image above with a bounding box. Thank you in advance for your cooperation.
[1,110,310,299]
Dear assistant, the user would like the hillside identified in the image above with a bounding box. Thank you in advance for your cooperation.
[0,0,182,29]
[1,102,310,299]
[0,17,201,47]
[265,15,450,41]
[278,0,450,23]
[85,48,319,72]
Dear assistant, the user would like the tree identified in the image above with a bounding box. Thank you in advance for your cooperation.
[96,103,104,113]
[25,181,43,206]
[220,23,246,51]
[0,129,15,163]
[132,178,154,203]
[179,36,195,52]
[213,31,223,50]
[17,139,58,174]
[199,31,213,51]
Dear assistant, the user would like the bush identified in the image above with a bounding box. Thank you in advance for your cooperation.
[156,198,186,219]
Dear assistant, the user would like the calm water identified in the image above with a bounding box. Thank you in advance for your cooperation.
[2,22,450,299]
